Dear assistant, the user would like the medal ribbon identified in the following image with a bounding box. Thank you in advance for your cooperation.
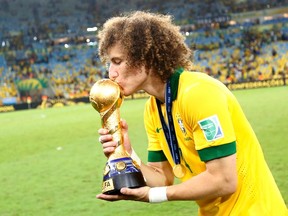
[156,80,181,165]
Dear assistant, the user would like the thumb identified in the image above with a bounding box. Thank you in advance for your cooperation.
[120,187,133,196]
[120,119,128,132]
[120,119,132,153]
[120,187,150,202]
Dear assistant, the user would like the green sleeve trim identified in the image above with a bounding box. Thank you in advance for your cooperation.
[198,141,236,162]
[148,150,167,162]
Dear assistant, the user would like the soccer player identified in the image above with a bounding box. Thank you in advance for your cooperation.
[96,11,287,215]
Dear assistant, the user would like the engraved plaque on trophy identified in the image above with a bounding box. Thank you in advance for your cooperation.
[89,79,146,195]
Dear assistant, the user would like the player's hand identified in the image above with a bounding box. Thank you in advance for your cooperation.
[98,119,132,157]
[96,186,150,202]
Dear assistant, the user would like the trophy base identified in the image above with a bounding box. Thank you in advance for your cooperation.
[103,172,146,195]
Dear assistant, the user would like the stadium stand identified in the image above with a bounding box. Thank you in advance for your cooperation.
[0,0,287,108]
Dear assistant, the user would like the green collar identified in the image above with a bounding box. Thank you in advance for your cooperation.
[169,68,184,101]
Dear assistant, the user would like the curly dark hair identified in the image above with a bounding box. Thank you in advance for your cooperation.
[98,11,193,82]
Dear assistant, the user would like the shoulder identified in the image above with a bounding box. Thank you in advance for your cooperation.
[180,71,222,86]
[179,71,230,98]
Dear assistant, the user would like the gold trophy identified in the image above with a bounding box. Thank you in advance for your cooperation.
[89,79,146,195]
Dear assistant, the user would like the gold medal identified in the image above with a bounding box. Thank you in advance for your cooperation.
[173,164,186,178]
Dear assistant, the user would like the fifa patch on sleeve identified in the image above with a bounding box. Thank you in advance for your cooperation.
[198,115,224,141]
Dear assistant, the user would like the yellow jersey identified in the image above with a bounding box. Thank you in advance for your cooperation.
[144,69,287,215]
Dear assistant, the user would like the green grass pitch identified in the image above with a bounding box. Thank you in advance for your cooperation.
[0,86,287,215]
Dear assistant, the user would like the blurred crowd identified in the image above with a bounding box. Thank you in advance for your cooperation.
[190,21,288,83]
[0,0,287,105]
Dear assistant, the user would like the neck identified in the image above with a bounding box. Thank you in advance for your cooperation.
[143,77,166,103]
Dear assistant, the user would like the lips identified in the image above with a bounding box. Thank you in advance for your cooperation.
[116,82,124,91]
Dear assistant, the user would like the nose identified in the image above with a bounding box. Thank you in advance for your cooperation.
[108,64,119,80]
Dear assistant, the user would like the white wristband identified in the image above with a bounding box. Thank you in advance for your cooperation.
[130,149,141,166]
[149,187,168,203]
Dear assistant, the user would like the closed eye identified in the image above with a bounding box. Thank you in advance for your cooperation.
[111,58,122,65]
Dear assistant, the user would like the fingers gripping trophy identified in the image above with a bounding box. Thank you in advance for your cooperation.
[89,79,146,195]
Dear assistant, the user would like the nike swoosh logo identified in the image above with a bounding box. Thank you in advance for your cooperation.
[156,127,162,133]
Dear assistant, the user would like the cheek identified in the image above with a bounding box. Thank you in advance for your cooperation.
[128,66,145,78]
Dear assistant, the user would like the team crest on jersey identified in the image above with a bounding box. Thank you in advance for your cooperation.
[176,113,187,135]
[198,115,224,141]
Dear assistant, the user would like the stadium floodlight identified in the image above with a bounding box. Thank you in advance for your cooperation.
[229,20,236,25]
[87,27,98,32]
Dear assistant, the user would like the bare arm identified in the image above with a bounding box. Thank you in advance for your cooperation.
[97,120,237,202]
[140,161,174,187]
[167,154,237,201]
[113,153,238,202]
